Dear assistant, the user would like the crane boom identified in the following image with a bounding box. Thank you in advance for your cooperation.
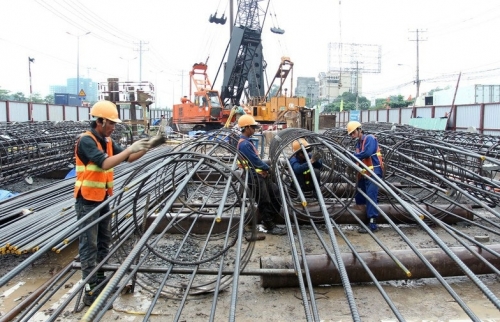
[221,0,269,107]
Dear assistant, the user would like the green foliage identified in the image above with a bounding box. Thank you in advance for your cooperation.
[44,94,54,104]
[322,91,371,112]
[0,88,10,100]
[375,95,413,109]
[11,92,27,102]
[32,93,44,103]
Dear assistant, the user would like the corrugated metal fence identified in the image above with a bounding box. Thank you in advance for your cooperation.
[332,103,500,135]
[0,101,165,124]
[1,100,499,135]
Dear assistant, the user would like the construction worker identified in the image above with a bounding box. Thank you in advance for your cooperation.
[346,121,384,233]
[237,115,286,235]
[74,100,152,306]
[289,139,323,196]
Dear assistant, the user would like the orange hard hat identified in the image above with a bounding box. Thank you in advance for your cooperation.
[90,100,121,123]
[346,121,361,135]
[292,139,310,153]
[238,114,259,128]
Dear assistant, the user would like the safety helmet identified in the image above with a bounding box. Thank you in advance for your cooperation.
[238,114,259,128]
[90,100,122,123]
[292,138,310,153]
[346,121,361,135]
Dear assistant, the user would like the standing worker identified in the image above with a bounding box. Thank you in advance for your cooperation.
[237,115,286,235]
[289,139,323,196]
[346,121,384,233]
[74,100,153,306]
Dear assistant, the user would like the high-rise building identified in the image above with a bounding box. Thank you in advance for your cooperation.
[67,78,98,103]
[295,77,318,106]
[317,71,363,103]
[49,85,67,95]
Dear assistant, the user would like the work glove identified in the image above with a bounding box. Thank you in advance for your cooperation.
[311,151,322,163]
[129,138,150,153]
[148,135,166,148]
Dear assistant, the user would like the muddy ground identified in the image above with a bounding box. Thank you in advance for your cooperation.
[1,179,500,321]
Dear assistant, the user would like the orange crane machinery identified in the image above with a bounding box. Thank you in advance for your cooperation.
[246,56,305,127]
[171,62,232,132]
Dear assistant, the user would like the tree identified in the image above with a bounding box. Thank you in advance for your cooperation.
[374,95,413,109]
[0,88,10,100]
[11,92,27,102]
[32,93,44,103]
[322,92,371,112]
[44,94,54,104]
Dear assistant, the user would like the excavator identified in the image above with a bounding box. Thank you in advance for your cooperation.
[245,56,305,128]
[170,62,233,132]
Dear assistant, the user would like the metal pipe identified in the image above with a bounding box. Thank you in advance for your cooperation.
[260,244,500,288]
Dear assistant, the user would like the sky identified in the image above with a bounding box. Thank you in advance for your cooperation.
[1,0,500,107]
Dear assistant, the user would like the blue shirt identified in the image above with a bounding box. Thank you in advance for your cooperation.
[289,154,323,176]
[238,135,269,172]
[354,134,383,175]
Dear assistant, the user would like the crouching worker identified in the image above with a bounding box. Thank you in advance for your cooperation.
[237,115,286,235]
[289,139,323,197]
[346,121,384,233]
[75,100,152,306]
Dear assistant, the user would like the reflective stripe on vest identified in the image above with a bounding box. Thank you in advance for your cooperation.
[356,134,384,178]
[74,131,114,201]
[237,138,264,174]
[303,169,312,184]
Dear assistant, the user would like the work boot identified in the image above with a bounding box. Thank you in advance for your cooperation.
[83,283,99,306]
[358,218,378,234]
[83,283,114,309]
[262,222,287,236]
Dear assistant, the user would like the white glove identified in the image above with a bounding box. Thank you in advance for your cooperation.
[129,138,150,153]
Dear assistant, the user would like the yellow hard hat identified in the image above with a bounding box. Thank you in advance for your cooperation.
[346,121,361,135]
[292,138,310,153]
[238,114,259,128]
[90,100,122,123]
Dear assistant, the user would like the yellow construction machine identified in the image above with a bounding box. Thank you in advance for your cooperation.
[245,57,305,129]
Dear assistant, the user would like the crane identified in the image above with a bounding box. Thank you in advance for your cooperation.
[220,0,269,108]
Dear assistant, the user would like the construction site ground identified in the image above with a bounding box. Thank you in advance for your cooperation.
[1,178,499,322]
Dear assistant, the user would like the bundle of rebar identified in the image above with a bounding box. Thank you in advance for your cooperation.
[0,126,499,322]
[0,121,133,185]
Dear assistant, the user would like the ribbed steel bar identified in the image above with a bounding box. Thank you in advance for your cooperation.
[0,121,132,185]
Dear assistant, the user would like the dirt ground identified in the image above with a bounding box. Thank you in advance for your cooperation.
[1,221,500,321]
[1,179,500,321]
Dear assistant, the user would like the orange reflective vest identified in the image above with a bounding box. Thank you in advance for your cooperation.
[356,135,384,179]
[74,131,114,201]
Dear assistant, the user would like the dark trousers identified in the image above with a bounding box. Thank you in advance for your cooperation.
[252,174,281,227]
[75,198,112,285]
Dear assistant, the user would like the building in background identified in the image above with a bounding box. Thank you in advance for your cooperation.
[317,71,363,103]
[67,78,98,103]
[50,78,98,105]
[295,77,318,106]
[49,85,67,95]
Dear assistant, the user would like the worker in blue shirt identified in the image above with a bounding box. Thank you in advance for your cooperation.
[289,138,323,196]
[347,121,384,233]
[237,115,286,235]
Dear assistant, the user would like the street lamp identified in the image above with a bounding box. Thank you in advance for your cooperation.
[120,56,137,81]
[67,31,91,99]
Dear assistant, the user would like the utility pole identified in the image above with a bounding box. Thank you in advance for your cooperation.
[355,61,359,110]
[409,29,427,105]
[134,40,149,82]
[28,57,35,122]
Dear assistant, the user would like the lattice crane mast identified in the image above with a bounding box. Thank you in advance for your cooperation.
[220,0,269,108]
